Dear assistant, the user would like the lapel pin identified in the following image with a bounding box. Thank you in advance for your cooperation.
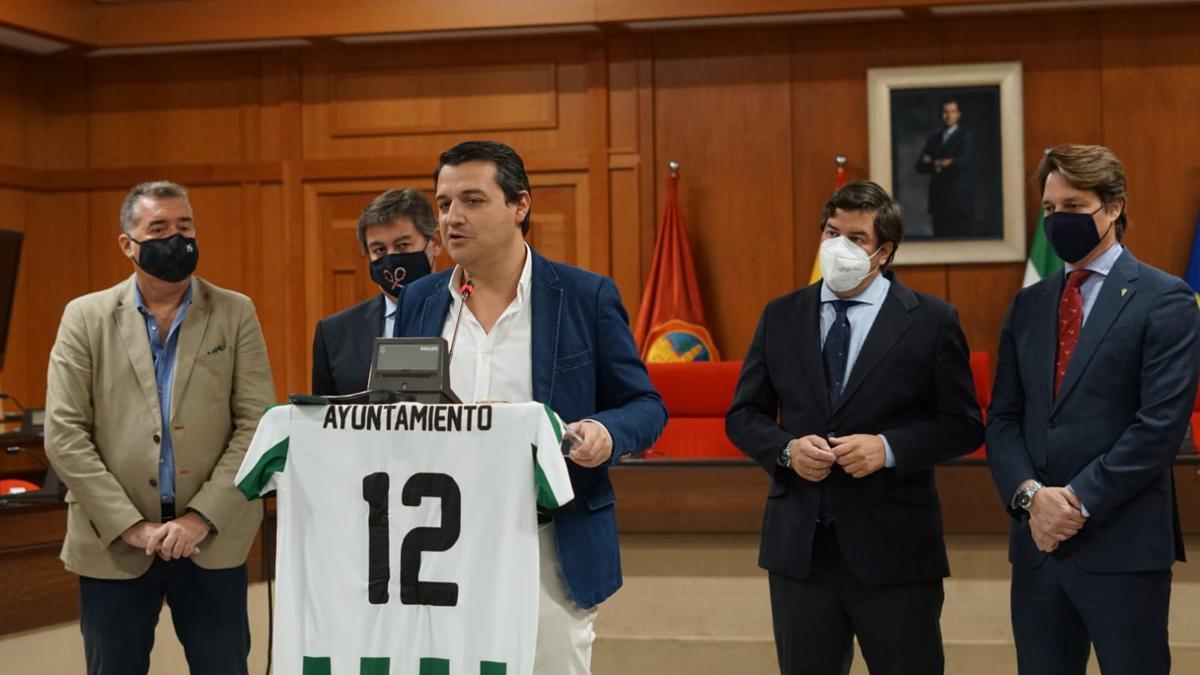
[1120,288,1128,297]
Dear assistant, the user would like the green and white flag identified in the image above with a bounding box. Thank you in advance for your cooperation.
[236,402,573,675]
[1023,211,1064,287]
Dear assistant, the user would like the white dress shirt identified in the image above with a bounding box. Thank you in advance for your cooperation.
[441,245,535,404]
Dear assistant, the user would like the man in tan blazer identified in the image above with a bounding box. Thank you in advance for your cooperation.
[45,180,275,675]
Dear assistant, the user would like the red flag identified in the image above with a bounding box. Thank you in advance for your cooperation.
[633,171,720,362]
[809,157,849,285]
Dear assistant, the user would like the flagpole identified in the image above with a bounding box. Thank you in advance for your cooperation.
[668,160,679,178]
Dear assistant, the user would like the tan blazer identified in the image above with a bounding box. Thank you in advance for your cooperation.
[45,275,276,579]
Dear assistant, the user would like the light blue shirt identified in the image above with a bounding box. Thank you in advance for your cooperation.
[383,295,398,337]
[1066,242,1124,325]
[1060,242,1123,517]
[819,273,897,467]
[134,283,193,504]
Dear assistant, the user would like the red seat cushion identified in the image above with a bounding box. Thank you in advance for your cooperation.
[966,351,991,458]
[646,361,744,459]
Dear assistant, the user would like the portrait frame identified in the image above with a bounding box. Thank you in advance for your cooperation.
[868,61,1025,265]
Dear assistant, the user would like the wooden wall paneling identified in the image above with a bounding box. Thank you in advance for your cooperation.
[0,53,25,168]
[251,183,291,402]
[606,35,645,312]
[89,0,596,48]
[938,12,1105,360]
[584,37,611,278]
[635,38,658,315]
[85,53,259,168]
[8,191,90,408]
[301,40,592,162]
[528,172,587,266]
[652,29,795,361]
[790,19,943,295]
[1099,6,1200,277]
[87,189,134,290]
[945,264,1025,359]
[23,59,88,171]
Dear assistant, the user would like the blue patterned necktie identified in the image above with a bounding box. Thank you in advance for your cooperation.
[823,300,858,409]
[819,299,859,526]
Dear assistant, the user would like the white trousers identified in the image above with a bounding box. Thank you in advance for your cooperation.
[533,523,599,675]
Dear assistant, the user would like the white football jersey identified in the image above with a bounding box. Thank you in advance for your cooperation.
[235,402,574,675]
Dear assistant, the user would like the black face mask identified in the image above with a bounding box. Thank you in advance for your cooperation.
[129,233,199,283]
[369,251,432,296]
[1044,206,1112,264]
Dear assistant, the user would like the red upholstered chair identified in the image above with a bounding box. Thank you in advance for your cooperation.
[966,351,991,458]
[1191,387,1200,453]
[0,478,40,495]
[645,361,745,460]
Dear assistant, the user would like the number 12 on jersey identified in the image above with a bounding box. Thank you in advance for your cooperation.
[362,471,462,607]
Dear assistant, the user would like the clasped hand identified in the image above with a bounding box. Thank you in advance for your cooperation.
[1026,486,1086,553]
[786,433,886,481]
[120,512,209,560]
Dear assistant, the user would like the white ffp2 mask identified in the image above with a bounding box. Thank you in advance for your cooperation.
[818,236,883,293]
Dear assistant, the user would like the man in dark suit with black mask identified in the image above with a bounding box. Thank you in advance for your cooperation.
[727,180,983,675]
[311,188,441,396]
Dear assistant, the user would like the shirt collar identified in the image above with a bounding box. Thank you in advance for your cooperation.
[447,242,533,306]
[134,280,193,315]
[1066,242,1124,277]
[821,271,891,306]
[384,294,398,319]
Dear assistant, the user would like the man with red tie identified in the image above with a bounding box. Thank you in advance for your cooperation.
[987,144,1199,675]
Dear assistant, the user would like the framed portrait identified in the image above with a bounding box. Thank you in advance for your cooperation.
[867,62,1025,265]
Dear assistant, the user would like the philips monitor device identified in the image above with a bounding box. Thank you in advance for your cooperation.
[367,337,461,404]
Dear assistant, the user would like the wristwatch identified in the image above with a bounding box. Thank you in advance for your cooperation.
[1016,481,1044,510]
[778,442,793,467]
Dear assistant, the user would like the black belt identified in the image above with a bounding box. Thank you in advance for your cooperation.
[161,501,176,522]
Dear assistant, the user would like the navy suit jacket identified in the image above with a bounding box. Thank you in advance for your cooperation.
[726,273,983,585]
[396,248,667,608]
[311,295,386,396]
[987,249,1197,572]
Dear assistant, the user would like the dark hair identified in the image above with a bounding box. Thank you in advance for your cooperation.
[818,180,905,267]
[940,98,960,113]
[435,140,532,234]
[356,188,437,254]
[120,181,189,234]
[1036,144,1128,241]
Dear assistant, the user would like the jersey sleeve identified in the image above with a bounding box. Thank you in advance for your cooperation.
[533,404,575,509]
[235,404,292,499]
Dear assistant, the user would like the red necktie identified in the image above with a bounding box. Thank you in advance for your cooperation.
[1055,269,1094,397]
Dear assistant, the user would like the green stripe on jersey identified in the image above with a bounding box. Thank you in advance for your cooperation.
[302,656,331,675]
[480,661,507,675]
[541,403,564,443]
[532,444,562,510]
[360,657,390,675]
[419,657,450,675]
[236,437,289,500]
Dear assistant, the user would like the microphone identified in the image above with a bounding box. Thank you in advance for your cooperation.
[447,280,475,367]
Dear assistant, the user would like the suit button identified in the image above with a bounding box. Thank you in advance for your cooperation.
[1047,418,1057,429]
[149,478,158,487]
[153,434,161,443]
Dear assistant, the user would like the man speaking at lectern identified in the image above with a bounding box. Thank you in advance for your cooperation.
[395,140,667,673]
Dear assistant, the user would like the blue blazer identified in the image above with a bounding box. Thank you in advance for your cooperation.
[987,249,1197,572]
[396,248,667,608]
